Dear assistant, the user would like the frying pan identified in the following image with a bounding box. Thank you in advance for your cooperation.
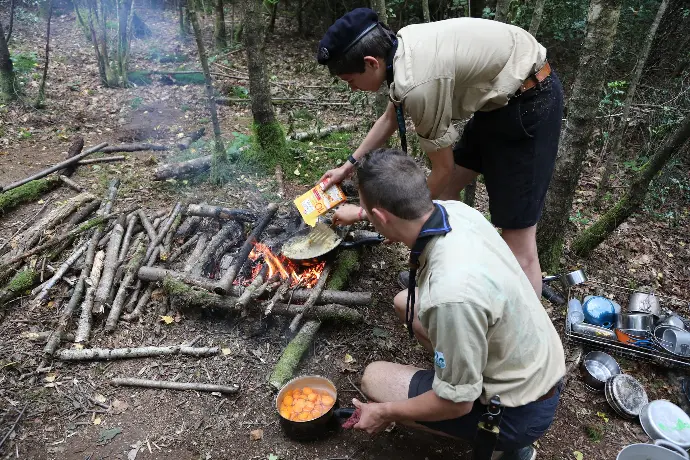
[281,223,384,261]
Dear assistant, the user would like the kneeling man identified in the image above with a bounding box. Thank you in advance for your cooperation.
[341,149,565,460]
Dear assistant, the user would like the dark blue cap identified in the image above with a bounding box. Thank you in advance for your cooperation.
[317,8,379,65]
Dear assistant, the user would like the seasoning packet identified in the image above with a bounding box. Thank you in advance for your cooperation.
[293,182,346,227]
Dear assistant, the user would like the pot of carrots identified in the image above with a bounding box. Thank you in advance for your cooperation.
[275,375,355,441]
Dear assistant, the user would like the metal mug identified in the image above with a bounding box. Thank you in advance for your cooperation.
[628,291,661,317]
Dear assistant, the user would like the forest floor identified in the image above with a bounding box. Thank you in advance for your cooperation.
[0,6,689,460]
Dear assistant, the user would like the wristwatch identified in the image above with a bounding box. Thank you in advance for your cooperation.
[347,154,358,166]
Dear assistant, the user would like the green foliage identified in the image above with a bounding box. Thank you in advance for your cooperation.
[600,80,628,111]
[129,96,143,109]
[289,132,353,184]
[569,210,591,225]
[585,423,604,442]
[226,132,251,161]
[127,71,153,85]
[170,73,205,85]
[230,85,249,98]
[242,122,290,172]
[10,52,38,74]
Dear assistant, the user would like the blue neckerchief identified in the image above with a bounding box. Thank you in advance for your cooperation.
[385,36,407,154]
[406,203,452,338]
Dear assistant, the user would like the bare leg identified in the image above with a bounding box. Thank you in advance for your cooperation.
[501,226,542,296]
[393,289,432,352]
[437,164,479,201]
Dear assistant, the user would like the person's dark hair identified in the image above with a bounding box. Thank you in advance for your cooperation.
[326,25,395,76]
[356,148,433,220]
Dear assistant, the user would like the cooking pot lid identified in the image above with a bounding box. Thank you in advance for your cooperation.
[606,374,648,417]
[641,400,690,449]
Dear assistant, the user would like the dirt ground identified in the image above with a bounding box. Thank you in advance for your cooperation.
[1,6,689,460]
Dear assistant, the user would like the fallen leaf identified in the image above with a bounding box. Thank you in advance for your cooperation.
[160,315,174,324]
[372,327,389,338]
[211,392,222,397]
[128,441,143,460]
[596,411,609,423]
[97,427,121,445]
[343,353,355,364]
[93,417,102,425]
[111,399,129,415]
[221,348,231,356]
[250,429,263,441]
[94,394,107,404]
[268,455,279,460]
[573,451,584,460]
[44,374,56,383]
[293,169,300,176]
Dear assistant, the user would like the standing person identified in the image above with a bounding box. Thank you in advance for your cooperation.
[339,148,565,460]
[316,8,564,297]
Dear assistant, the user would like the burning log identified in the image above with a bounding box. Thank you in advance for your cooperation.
[145,203,182,262]
[31,242,88,306]
[59,174,85,192]
[99,143,168,153]
[0,142,108,193]
[183,234,209,273]
[176,127,205,150]
[168,234,199,263]
[77,156,125,165]
[57,345,220,361]
[138,266,219,292]
[288,263,332,332]
[93,214,126,314]
[153,155,211,180]
[185,204,257,222]
[190,221,242,276]
[111,377,239,394]
[263,277,291,316]
[235,264,267,312]
[105,239,146,332]
[215,203,279,295]
[75,250,105,344]
[269,320,321,390]
[43,275,85,356]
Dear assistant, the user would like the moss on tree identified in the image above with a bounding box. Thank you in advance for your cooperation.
[0,269,38,304]
[327,250,360,291]
[0,178,59,214]
[243,122,291,171]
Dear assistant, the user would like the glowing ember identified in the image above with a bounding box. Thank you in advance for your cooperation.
[247,242,325,288]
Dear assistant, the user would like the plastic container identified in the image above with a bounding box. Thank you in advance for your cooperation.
[568,298,585,325]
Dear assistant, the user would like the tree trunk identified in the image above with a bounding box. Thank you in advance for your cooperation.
[463,178,477,207]
[189,9,231,184]
[470,0,489,18]
[494,0,511,22]
[0,21,16,102]
[36,0,54,108]
[536,0,624,273]
[267,1,278,35]
[6,0,16,44]
[374,0,387,24]
[214,0,228,49]
[86,1,108,86]
[528,0,547,35]
[594,0,669,206]
[422,0,431,21]
[296,0,303,35]
[572,114,690,257]
[243,0,287,169]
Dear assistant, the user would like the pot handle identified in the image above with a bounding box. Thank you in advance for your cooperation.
[654,440,689,459]
[332,408,356,423]
[339,236,385,249]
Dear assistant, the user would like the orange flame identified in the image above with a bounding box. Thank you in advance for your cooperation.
[248,242,325,288]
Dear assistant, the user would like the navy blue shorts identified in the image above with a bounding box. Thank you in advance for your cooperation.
[408,370,562,451]
[453,72,564,230]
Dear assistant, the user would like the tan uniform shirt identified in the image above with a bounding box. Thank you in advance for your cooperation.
[417,201,565,408]
[389,18,547,153]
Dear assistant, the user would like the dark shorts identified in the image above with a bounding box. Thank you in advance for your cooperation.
[409,370,562,452]
[453,72,564,229]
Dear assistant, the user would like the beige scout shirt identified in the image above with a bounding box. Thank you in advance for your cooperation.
[389,18,547,153]
[416,200,565,408]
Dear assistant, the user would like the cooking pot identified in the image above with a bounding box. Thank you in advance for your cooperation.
[281,224,384,261]
[617,440,689,460]
[275,375,355,441]
[628,291,661,317]
[615,313,654,335]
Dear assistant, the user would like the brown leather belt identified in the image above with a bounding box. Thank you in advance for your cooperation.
[518,60,552,94]
[536,380,560,402]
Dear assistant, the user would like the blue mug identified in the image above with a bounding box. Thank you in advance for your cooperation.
[583,296,616,329]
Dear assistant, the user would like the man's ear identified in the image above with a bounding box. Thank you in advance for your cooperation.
[363,56,380,70]
[371,207,390,224]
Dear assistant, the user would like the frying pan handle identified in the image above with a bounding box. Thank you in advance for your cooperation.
[333,408,356,423]
[339,236,385,249]
[654,440,689,459]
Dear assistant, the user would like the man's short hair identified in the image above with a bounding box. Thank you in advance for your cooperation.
[356,149,433,220]
[325,26,394,76]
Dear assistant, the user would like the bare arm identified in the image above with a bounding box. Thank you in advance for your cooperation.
[426,146,455,199]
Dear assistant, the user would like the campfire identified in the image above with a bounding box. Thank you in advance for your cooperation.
[245,242,326,289]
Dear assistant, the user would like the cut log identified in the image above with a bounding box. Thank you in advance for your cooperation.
[145,202,182,262]
[289,263,331,332]
[153,155,211,180]
[23,330,75,344]
[175,215,201,238]
[161,213,182,261]
[93,215,126,314]
[289,123,357,141]
[272,302,362,323]
[118,214,138,263]
[111,377,239,394]
[100,143,168,153]
[190,221,242,276]
[77,155,125,165]
[185,204,257,222]
[0,142,107,192]
[60,136,84,177]
[59,175,85,192]
[176,127,205,150]
[121,284,152,321]
[168,234,199,263]
[74,249,105,345]
[268,320,321,390]
[65,199,100,228]
[105,238,146,332]
[137,210,157,242]
[264,276,291,316]
[0,269,38,305]
[57,345,219,361]
[235,264,267,311]
[31,242,88,306]
[0,178,60,215]
[43,275,85,356]
[138,266,218,292]
[284,289,370,306]
[215,203,279,295]
[183,233,209,272]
